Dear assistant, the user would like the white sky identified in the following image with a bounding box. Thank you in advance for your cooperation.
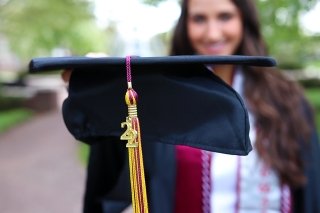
[300,1,320,34]
[93,0,181,40]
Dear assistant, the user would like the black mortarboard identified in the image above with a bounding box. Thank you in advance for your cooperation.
[29,55,276,156]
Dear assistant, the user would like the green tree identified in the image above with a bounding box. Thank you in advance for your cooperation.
[256,0,318,69]
[0,0,106,60]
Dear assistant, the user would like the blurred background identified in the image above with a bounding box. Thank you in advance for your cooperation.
[0,0,319,212]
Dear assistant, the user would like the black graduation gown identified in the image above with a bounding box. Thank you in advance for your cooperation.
[83,109,320,213]
[291,108,320,213]
[83,139,176,213]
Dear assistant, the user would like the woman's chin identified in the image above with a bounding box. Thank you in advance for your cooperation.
[204,52,225,56]
[201,49,229,56]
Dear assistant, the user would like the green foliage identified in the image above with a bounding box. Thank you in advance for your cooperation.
[0,95,26,110]
[299,78,320,88]
[256,0,318,68]
[0,0,106,59]
[305,88,320,109]
[78,143,89,165]
[0,108,33,133]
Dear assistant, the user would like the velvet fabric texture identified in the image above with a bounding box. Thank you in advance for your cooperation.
[62,62,251,155]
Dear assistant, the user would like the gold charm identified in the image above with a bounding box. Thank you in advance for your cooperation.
[121,117,138,147]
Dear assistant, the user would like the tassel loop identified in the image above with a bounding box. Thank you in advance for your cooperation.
[120,56,149,213]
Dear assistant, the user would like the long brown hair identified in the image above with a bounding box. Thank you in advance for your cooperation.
[170,0,313,187]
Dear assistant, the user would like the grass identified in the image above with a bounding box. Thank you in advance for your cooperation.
[78,143,89,166]
[0,108,33,133]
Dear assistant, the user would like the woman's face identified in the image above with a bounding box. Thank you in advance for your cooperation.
[187,0,243,56]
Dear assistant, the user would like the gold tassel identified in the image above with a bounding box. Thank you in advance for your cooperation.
[120,56,149,213]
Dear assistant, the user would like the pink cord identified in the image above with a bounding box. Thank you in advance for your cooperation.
[126,56,132,83]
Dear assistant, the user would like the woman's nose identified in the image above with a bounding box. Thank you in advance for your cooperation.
[205,21,222,41]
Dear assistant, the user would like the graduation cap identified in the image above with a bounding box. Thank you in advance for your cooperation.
[29,55,276,155]
[29,55,276,213]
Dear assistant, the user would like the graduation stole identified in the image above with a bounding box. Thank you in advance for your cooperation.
[120,56,149,213]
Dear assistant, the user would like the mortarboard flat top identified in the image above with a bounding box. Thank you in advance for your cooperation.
[30,55,275,72]
[29,55,276,155]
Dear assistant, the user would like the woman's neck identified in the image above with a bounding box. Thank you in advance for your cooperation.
[211,65,235,85]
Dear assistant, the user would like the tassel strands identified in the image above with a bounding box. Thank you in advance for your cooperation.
[120,56,149,213]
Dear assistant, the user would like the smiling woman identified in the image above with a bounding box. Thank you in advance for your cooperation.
[187,0,243,57]
[169,0,320,212]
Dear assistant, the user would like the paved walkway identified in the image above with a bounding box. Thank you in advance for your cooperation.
[0,110,86,213]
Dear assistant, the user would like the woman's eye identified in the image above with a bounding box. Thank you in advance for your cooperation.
[190,15,206,23]
[219,13,233,21]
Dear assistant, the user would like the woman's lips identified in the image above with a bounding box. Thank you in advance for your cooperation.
[203,43,226,54]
